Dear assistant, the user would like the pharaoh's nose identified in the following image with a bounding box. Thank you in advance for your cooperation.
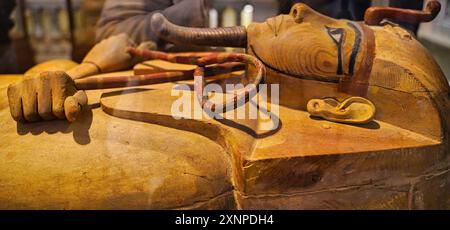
[290,3,310,23]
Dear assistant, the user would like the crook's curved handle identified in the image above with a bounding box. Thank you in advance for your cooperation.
[194,53,265,113]
[364,0,441,26]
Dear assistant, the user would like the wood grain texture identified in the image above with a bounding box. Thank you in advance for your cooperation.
[246,4,449,140]
[1,3,450,209]
[98,81,447,209]
[1,60,449,209]
[0,74,234,210]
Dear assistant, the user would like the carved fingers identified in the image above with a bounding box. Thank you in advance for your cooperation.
[7,71,87,123]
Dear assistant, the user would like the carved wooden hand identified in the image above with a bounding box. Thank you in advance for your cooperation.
[7,33,155,123]
[7,71,87,122]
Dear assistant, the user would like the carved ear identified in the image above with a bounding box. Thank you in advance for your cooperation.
[307,97,376,124]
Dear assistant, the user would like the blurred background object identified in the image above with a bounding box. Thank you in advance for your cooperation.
[1,0,34,73]
[1,0,449,82]
[418,0,450,81]
[7,0,104,72]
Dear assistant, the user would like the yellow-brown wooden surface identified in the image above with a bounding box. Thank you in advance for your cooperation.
[1,61,448,209]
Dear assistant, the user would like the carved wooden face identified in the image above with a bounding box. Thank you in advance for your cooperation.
[246,3,449,139]
[149,3,449,138]
[247,3,366,81]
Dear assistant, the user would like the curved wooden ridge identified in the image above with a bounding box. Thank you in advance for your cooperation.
[0,1,449,209]
[1,64,448,209]
[97,74,448,209]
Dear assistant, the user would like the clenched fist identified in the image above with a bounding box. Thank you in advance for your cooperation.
[7,71,87,123]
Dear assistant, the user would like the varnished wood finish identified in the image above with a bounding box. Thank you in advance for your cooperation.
[246,3,449,139]
[1,50,449,209]
[97,75,448,209]
[1,3,449,210]
[0,74,235,210]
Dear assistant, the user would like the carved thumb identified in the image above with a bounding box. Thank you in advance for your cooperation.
[64,90,88,122]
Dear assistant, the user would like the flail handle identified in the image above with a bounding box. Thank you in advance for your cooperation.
[364,0,441,26]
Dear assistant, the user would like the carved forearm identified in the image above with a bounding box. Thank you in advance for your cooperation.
[95,0,208,44]
[66,62,100,80]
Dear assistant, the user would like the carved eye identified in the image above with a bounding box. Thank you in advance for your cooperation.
[325,26,346,75]
[326,27,345,44]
